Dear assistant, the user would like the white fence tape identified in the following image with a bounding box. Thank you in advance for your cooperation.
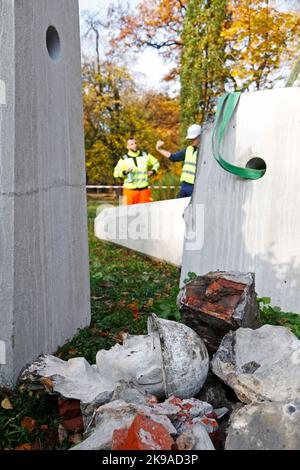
[87,185,179,190]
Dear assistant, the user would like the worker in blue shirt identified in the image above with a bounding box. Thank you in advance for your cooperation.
[156,124,202,198]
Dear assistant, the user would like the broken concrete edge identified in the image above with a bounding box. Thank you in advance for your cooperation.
[71,396,223,451]
[211,324,300,404]
[225,400,300,450]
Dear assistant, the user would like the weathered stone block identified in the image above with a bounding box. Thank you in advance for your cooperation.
[226,401,300,450]
[178,272,260,353]
[212,325,300,404]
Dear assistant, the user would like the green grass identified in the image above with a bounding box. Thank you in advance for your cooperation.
[258,297,300,339]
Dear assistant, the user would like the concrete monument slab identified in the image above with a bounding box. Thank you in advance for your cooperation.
[0,0,90,387]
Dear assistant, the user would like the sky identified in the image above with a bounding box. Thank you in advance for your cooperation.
[79,0,171,91]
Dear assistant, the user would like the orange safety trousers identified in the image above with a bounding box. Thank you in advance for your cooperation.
[122,188,152,206]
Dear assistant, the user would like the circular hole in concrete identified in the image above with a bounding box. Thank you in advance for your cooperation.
[46,26,61,62]
[246,157,267,172]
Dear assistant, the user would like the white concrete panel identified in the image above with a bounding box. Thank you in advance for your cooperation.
[181,88,300,313]
[95,198,190,266]
[0,0,90,387]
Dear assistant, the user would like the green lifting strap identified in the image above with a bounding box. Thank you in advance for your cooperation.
[212,92,266,180]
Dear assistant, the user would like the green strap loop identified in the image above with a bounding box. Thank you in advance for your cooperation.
[212,92,266,180]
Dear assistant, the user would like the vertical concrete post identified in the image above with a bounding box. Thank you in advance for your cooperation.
[0,0,90,387]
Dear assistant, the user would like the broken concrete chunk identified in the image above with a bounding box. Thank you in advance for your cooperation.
[71,400,137,450]
[191,423,215,451]
[71,399,177,451]
[178,272,261,353]
[212,325,300,403]
[20,355,114,406]
[111,381,157,406]
[226,401,300,450]
[21,315,209,407]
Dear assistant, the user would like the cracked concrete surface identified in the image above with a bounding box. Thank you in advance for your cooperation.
[0,0,90,387]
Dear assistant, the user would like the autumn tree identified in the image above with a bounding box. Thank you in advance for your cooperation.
[83,59,181,184]
[112,0,300,89]
[109,0,187,80]
[180,0,227,137]
[223,0,300,90]
[83,60,137,184]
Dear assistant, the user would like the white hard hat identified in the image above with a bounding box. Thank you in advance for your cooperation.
[186,124,202,140]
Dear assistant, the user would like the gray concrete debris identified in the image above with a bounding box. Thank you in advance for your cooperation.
[71,400,137,451]
[175,425,215,451]
[212,325,300,403]
[192,424,216,451]
[226,401,300,450]
[21,314,209,406]
[111,381,157,406]
[71,399,177,451]
[71,395,220,451]
[178,272,261,353]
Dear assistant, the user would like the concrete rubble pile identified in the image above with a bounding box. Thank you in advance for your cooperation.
[21,273,300,450]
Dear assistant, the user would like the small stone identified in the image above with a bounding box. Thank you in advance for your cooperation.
[175,431,195,450]
[226,401,300,450]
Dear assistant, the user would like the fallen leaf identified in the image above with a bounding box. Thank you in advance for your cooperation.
[115,329,128,344]
[41,377,54,391]
[15,444,32,451]
[68,349,78,355]
[1,398,13,410]
[21,416,36,433]
[146,298,154,307]
[128,303,140,321]
[99,331,110,338]
[91,296,104,301]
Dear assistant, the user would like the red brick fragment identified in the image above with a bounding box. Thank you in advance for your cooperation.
[113,415,174,451]
[112,428,129,450]
[58,399,84,432]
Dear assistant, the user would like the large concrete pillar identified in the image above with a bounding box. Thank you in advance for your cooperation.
[0,0,90,387]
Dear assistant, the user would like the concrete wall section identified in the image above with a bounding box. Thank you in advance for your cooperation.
[181,88,300,313]
[95,198,190,267]
[0,0,90,387]
[0,0,16,386]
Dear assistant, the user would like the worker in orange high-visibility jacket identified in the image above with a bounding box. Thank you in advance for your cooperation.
[114,137,160,206]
